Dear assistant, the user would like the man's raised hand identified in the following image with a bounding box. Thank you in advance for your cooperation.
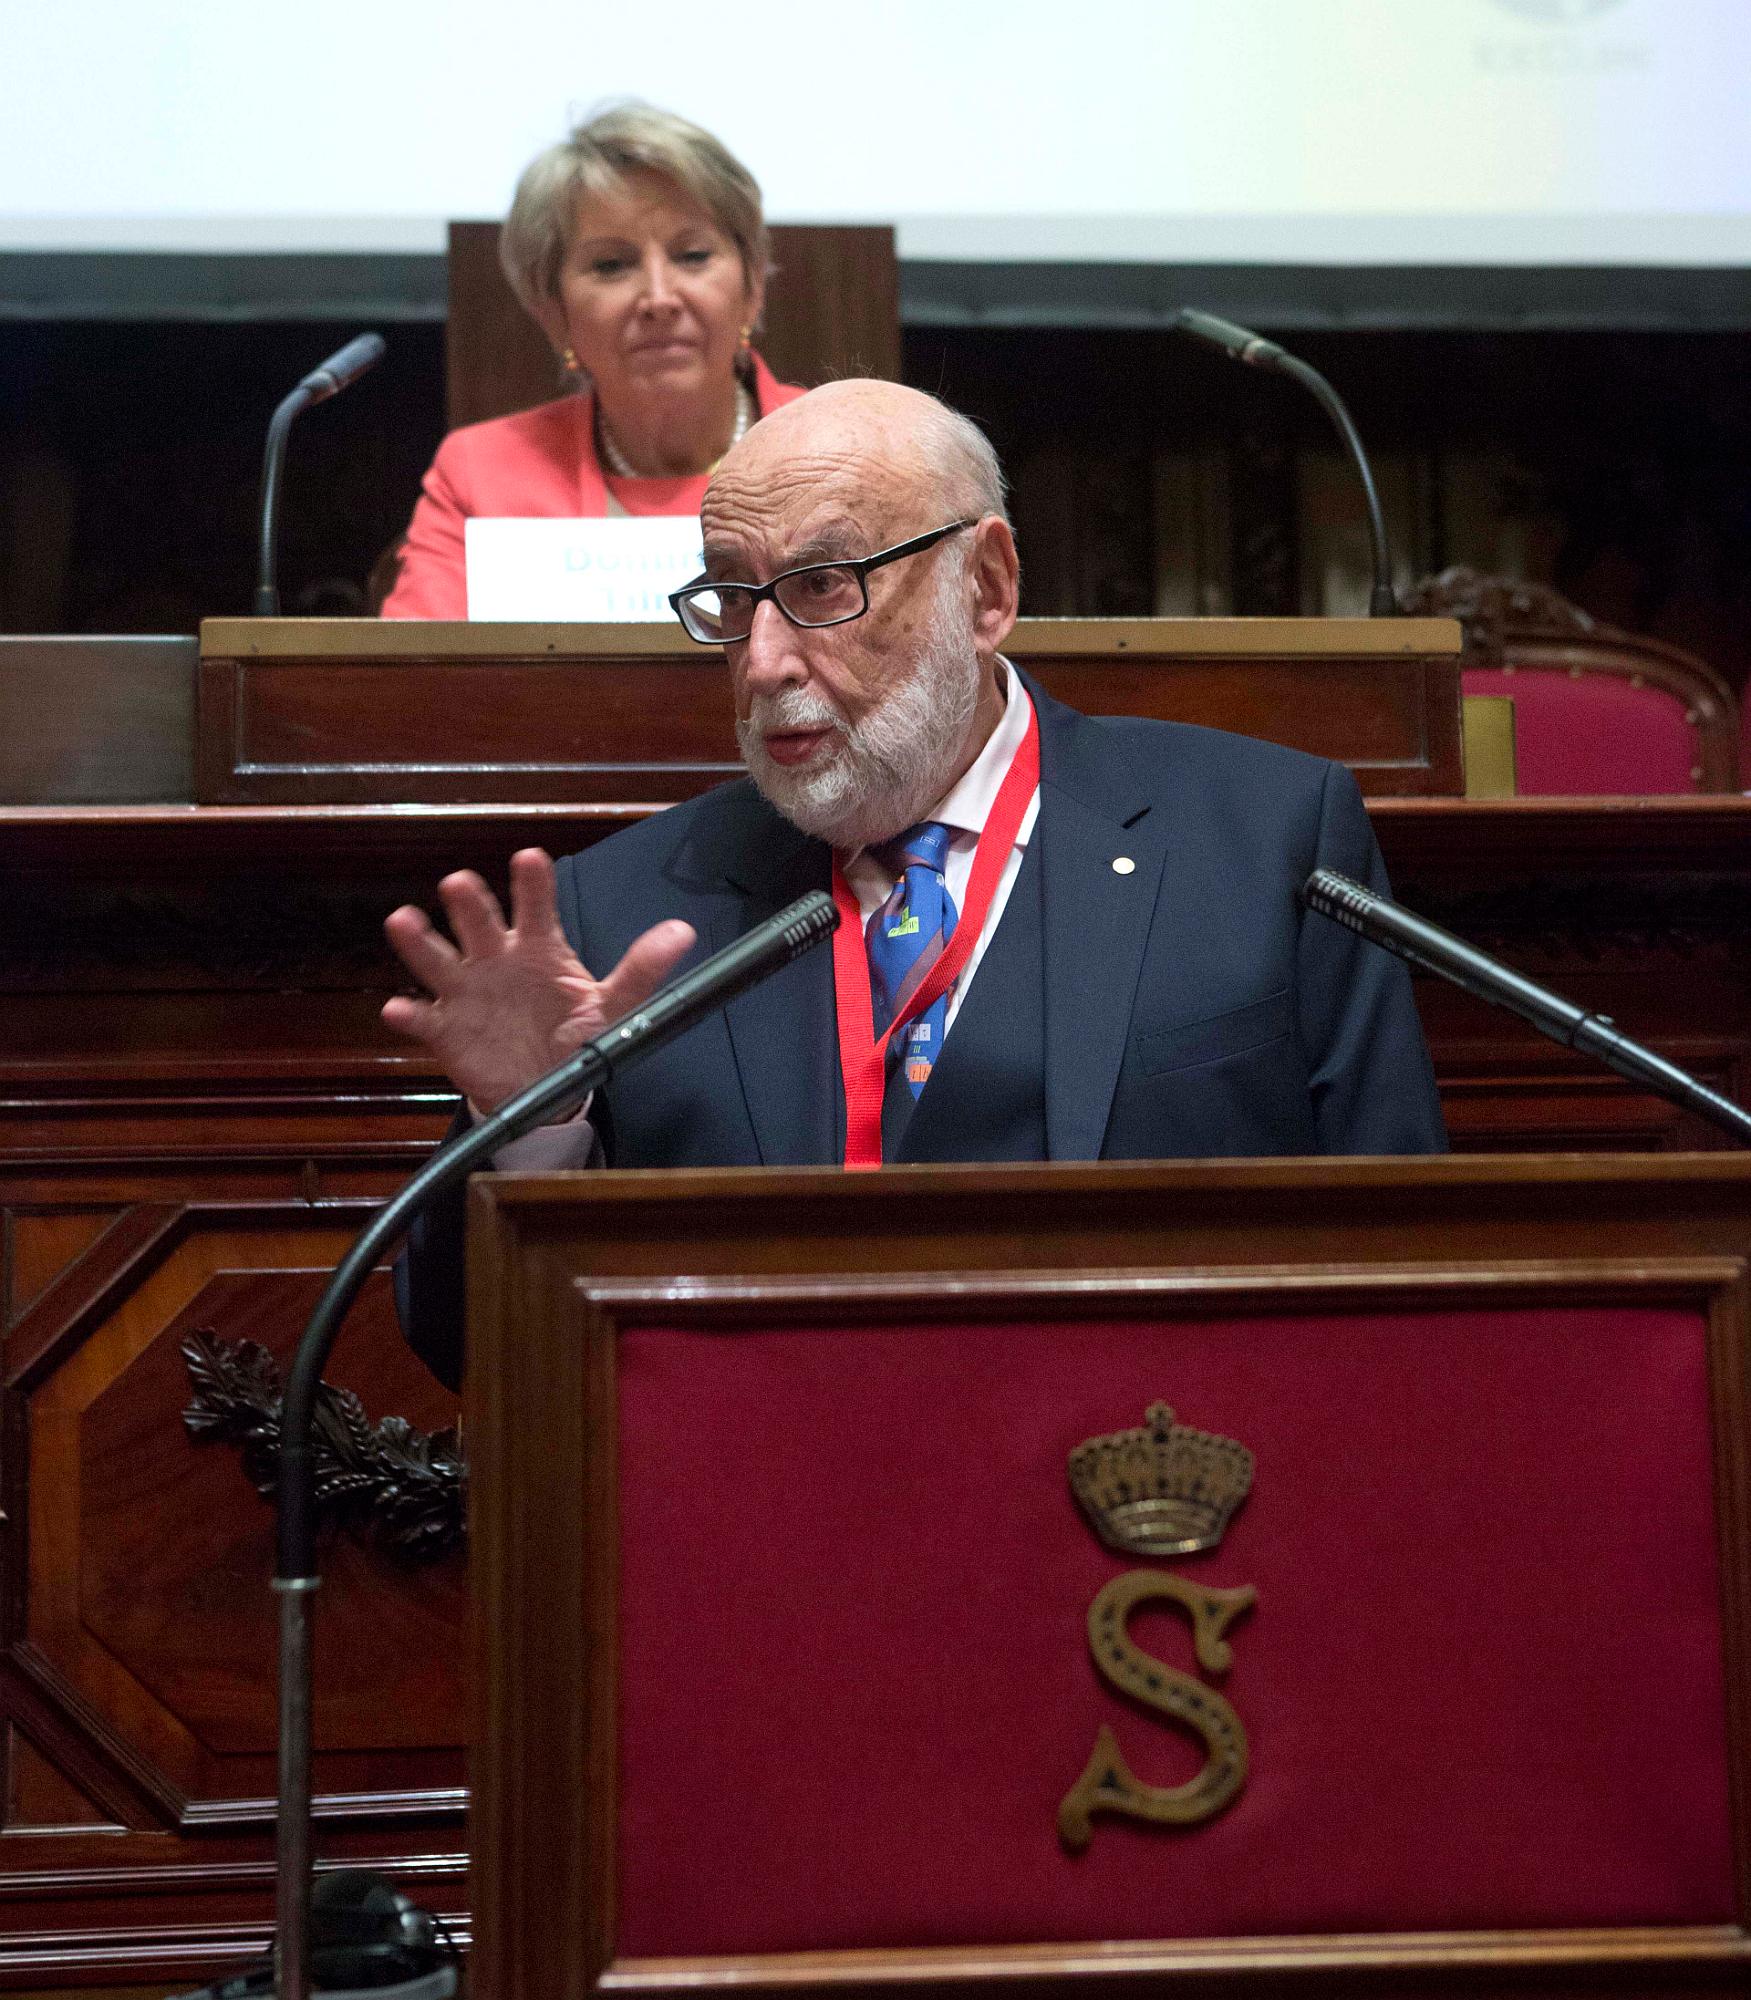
[381,847,696,1114]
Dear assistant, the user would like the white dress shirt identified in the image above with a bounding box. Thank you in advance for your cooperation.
[492,661,1038,1167]
[838,660,1037,1033]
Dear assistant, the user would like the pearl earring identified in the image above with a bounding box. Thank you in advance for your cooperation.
[562,345,580,372]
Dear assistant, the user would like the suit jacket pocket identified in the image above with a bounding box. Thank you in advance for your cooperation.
[1134,989,1295,1078]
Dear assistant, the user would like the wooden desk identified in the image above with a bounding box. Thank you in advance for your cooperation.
[195,616,1464,804]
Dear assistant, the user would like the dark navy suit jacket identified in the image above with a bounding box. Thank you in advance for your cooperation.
[398,675,1445,1384]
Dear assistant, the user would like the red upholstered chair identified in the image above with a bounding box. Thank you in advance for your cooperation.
[1401,568,1740,794]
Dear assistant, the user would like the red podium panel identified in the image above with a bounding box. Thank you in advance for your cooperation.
[617,1305,1729,1952]
[466,1159,1751,1999]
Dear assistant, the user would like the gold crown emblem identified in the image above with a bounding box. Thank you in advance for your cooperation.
[1068,1402,1254,1557]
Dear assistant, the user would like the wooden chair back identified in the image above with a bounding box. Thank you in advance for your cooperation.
[1402,567,1740,793]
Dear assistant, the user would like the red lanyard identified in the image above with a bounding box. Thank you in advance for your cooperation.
[831,703,1041,1169]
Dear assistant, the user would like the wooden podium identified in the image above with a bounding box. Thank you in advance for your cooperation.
[465,1157,1751,1999]
[195,616,1463,804]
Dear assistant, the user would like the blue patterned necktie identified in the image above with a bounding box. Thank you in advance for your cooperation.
[865,821,959,1098]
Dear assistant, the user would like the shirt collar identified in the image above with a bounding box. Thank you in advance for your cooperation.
[923,657,1033,841]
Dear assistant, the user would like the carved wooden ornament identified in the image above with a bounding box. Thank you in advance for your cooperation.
[180,1330,466,1562]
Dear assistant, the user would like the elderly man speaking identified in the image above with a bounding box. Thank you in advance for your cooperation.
[386,380,1444,1382]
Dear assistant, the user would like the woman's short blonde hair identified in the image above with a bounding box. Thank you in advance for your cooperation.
[500,102,768,319]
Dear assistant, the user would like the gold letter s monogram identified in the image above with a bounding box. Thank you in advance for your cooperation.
[1058,1569,1256,1852]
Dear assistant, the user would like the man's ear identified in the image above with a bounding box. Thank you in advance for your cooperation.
[969,515,1021,656]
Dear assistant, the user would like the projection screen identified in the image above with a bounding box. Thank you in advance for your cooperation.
[3,0,1745,322]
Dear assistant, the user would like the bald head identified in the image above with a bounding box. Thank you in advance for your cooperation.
[707,379,1007,539]
[695,378,1021,851]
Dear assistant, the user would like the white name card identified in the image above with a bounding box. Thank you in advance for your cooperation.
[464,516,705,622]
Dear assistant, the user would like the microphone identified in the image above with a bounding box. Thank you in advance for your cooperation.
[253,332,387,617]
[297,332,387,404]
[1175,309,1398,617]
[268,888,838,2000]
[1301,868,1751,1145]
[1176,308,1288,370]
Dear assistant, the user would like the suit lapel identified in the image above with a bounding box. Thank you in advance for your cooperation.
[698,793,840,1165]
[686,670,1166,1168]
[1025,675,1169,1161]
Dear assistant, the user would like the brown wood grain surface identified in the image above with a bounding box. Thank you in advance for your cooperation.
[194,618,1464,805]
[0,1183,467,1983]
[1,792,1748,1979]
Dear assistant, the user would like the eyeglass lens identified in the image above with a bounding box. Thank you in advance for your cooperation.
[682,564,864,641]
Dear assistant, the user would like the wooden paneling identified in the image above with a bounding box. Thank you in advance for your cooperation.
[5,1216,118,1330]
[0,640,195,808]
[6,1989,187,2000]
[195,616,1464,805]
[197,639,744,807]
[5,1732,121,1835]
[750,224,902,389]
[0,790,1746,1217]
[60,1261,464,1780]
[1,791,1748,1976]
[1382,795,1751,1151]
[0,847,474,1984]
[6,794,1750,1163]
[444,221,556,436]
[1020,639,1456,796]
[0,1189,468,1984]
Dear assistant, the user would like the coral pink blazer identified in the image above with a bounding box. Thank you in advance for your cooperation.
[380,352,803,620]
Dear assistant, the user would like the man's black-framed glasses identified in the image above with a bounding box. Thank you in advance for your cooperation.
[668,520,976,645]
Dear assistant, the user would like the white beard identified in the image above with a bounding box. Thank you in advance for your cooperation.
[735,568,981,852]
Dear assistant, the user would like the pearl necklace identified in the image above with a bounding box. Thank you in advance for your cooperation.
[599,381,754,480]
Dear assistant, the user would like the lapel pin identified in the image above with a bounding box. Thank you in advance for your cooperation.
[1112,856,1136,875]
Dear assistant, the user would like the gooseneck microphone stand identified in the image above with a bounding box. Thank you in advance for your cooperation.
[1302,868,1751,1146]
[1174,309,1399,617]
[272,891,838,1998]
[254,332,387,617]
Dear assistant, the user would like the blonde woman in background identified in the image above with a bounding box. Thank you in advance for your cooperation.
[381,103,802,618]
